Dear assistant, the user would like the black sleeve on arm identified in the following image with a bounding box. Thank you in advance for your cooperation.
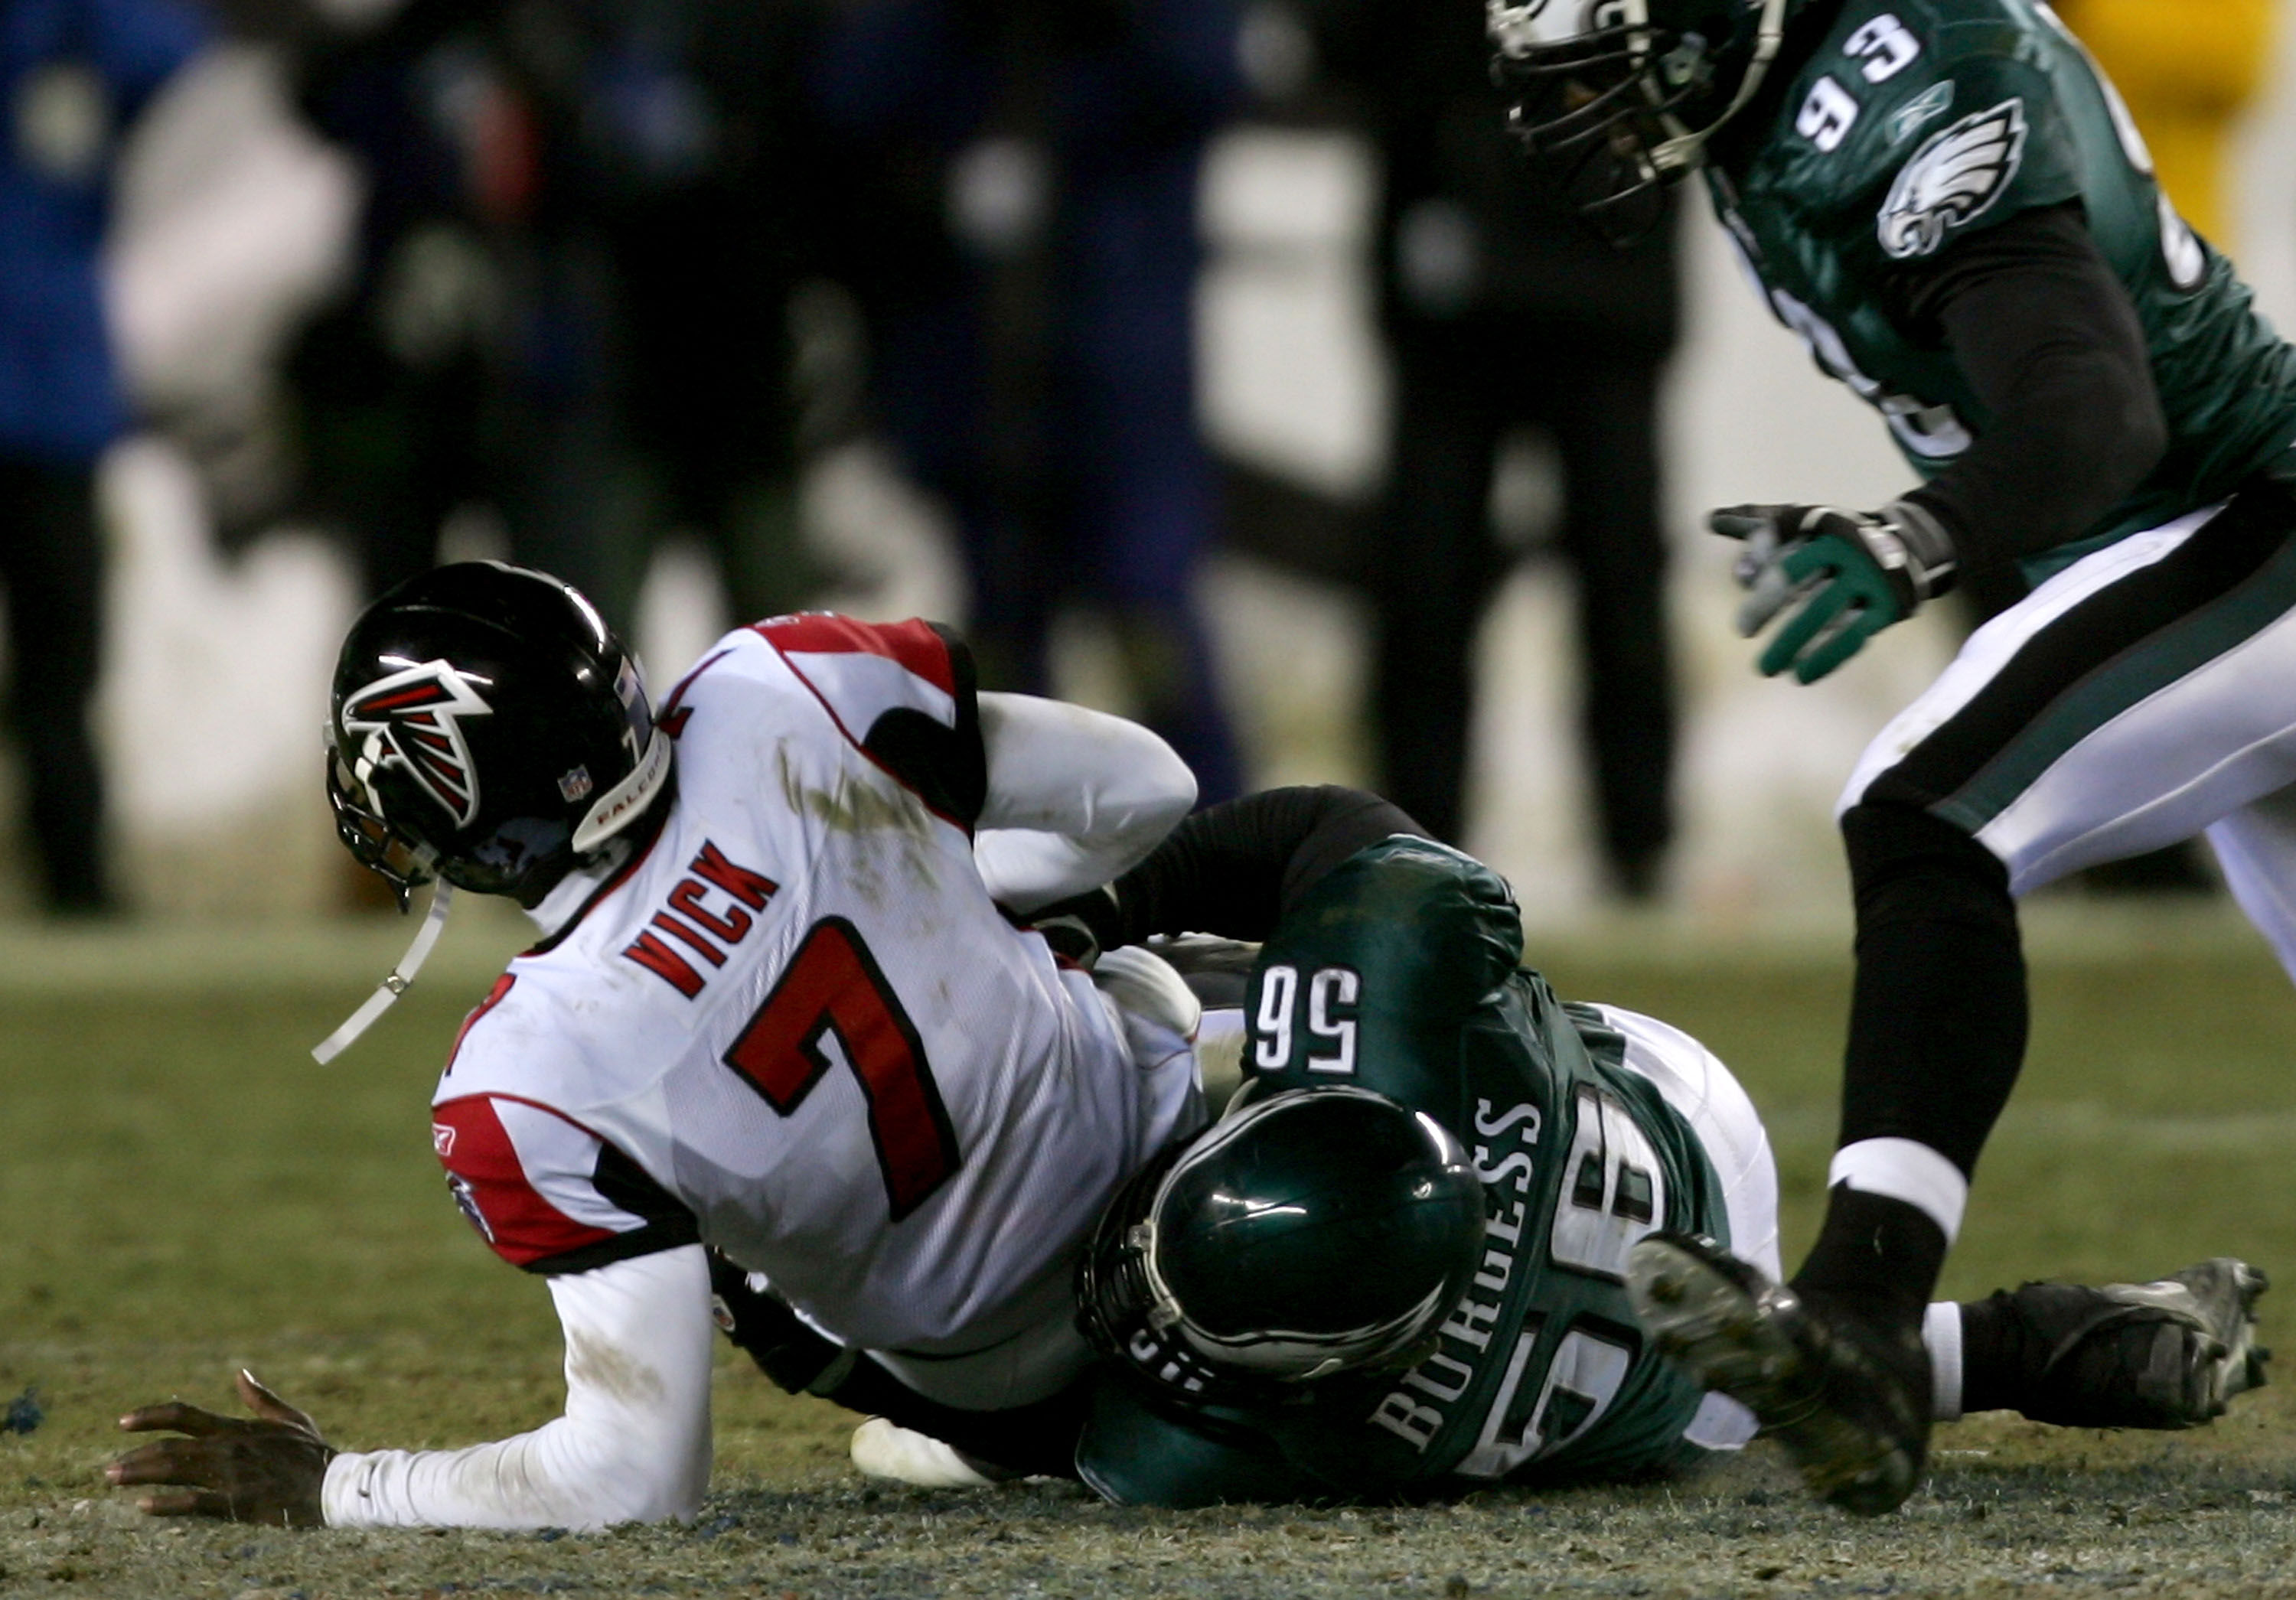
[1107,786,1427,945]
[707,1254,1087,1478]
[1887,200,2169,575]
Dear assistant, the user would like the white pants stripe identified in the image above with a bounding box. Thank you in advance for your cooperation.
[1840,498,2296,980]
[1837,506,2218,827]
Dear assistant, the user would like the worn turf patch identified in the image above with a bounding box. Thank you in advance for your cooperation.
[4,913,2296,1595]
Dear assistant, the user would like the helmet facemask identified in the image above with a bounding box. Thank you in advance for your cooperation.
[1076,1144,1254,1406]
[313,562,673,1063]
[326,725,439,912]
[1490,0,1789,242]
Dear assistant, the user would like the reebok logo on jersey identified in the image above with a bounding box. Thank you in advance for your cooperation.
[1877,98,2027,259]
[1886,80,1955,146]
[341,660,494,828]
[432,1123,457,1158]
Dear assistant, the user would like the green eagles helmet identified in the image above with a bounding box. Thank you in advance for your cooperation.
[1489,0,1798,236]
[1078,1087,1487,1406]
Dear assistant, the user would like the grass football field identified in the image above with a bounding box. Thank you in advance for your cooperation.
[5,901,2296,1596]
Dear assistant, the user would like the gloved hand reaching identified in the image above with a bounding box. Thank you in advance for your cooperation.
[1711,500,1958,683]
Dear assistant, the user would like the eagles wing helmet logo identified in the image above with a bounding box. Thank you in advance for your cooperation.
[1878,99,2028,259]
[341,660,495,828]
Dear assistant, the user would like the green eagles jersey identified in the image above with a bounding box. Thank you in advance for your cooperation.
[1709,0,2296,577]
[1076,838,1732,1506]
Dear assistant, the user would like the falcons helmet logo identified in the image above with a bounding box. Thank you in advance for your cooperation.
[341,660,495,828]
[1877,99,2028,259]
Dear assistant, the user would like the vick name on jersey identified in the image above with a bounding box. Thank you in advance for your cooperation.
[425,615,1202,1364]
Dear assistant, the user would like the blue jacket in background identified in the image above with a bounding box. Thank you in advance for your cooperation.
[0,0,207,464]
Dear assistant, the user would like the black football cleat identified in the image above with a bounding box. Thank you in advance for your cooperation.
[1985,1258,2268,1429]
[1628,1231,1929,1517]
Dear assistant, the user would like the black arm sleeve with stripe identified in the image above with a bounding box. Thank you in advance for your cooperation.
[524,1145,703,1276]
[1105,786,1427,945]
[1887,201,2169,576]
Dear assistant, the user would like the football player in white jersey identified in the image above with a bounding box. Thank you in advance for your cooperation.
[106,562,1209,1530]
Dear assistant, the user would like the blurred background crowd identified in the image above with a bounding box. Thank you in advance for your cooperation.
[0,0,2285,924]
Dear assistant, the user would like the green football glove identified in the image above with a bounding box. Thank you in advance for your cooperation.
[1710,500,1958,684]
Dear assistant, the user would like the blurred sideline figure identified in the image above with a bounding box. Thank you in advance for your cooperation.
[810,0,1247,803]
[283,0,838,644]
[782,788,2262,1500]
[0,0,207,915]
[592,0,834,627]
[109,562,1207,1530]
[1312,0,1681,896]
[282,0,630,629]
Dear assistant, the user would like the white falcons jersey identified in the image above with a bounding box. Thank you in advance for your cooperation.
[429,616,1199,1357]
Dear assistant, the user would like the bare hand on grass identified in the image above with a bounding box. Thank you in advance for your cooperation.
[109,1369,334,1527]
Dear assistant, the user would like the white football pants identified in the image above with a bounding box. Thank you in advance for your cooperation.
[1841,490,2296,979]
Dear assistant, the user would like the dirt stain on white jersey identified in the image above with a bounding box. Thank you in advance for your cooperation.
[775,745,946,912]
[565,1325,667,1409]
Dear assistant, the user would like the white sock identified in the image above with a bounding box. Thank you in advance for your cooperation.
[1923,1301,1965,1422]
[1830,1138,1969,1243]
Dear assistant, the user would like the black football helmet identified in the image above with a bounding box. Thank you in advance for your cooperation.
[1078,1087,1487,1406]
[1489,0,1795,237]
[327,562,670,908]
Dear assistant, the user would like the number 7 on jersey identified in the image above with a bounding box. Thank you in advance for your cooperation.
[721,917,964,1220]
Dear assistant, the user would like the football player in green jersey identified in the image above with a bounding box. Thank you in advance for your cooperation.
[837,787,2264,1505]
[1489,0,2296,1516]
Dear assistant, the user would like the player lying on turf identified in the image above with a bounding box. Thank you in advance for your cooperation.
[107,562,1212,1530]
[742,786,2268,1504]
[1490,0,2296,1515]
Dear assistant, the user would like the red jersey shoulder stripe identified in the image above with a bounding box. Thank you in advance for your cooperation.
[429,1094,618,1269]
[752,614,957,697]
[750,615,980,833]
